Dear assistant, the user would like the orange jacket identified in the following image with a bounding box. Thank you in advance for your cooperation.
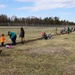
[1,36,5,42]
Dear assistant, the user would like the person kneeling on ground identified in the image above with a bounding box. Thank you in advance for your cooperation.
[42,31,52,40]
[47,34,52,39]
[60,29,66,34]
[8,31,17,46]
[43,32,48,40]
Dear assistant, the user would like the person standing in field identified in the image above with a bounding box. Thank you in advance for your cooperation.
[1,34,5,46]
[8,31,17,46]
[67,27,70,34]
[19,27,25,44]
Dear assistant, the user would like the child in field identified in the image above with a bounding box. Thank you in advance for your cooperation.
[60,29,65,34]
[19,27,25,44]
[43,32,48,40]
[48,34,52,39]
[1,34,5,46]
[42,31,45,38]
[67,27,71,34]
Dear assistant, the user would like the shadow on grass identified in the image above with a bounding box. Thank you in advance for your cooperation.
[0,37,43,47]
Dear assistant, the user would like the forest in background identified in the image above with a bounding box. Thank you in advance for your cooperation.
[0,14,75,26]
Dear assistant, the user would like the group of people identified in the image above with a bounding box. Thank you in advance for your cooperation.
[1,26,75,46]
[60,27,75,34]
[42,31,52,40]
[42,27,75,40]
[0,27,25,47]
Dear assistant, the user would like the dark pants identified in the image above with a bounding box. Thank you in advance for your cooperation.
[68,31,70,34]
[11,35,17,46]
[1,42,4,46]
[43,34,48,40]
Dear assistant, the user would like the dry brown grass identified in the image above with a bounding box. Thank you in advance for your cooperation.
[0,26,75,75]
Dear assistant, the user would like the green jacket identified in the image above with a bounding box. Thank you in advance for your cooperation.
[8,31,16,39]
[68,27,71,33]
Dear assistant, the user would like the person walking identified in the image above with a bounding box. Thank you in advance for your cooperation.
[8,31,17,46]
[19,27,25,44]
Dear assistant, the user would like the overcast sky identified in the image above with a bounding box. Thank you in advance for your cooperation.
[0,0,75,22]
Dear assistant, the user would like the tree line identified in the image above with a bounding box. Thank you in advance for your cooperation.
[0,14,75,26]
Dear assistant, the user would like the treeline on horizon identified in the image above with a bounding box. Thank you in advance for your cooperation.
[0,14,75,26]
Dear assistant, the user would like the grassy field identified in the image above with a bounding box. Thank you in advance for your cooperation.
[0,26,75,75]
